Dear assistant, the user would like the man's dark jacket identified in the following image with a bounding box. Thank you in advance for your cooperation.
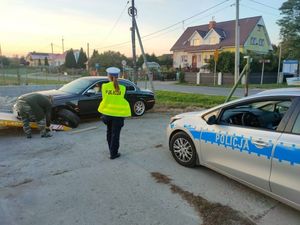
[18,93,52,126]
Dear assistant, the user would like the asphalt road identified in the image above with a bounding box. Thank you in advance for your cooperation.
[139,81,264,97]
[0,80,263,99]
[0,113,299,225]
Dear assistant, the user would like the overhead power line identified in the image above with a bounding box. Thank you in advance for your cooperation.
[142,4,234,43]
[94,0,231,50]
[248,0,279,11]
[101,1,130,42]
[134,0,231,39]
[240,4,279,16]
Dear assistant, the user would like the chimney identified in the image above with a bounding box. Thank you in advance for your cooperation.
[208,20,216,30]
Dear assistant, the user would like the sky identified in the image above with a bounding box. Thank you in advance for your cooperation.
[0,0,286,57]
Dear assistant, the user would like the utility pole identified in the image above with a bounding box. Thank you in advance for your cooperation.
[129,0,138,84]
[134,18,154,92]
[87,42,90,71]
[277,43,282,84]
[51,43,54,54]
[0,43,2,67]
[234,0,240,83]
[62,36,65,54]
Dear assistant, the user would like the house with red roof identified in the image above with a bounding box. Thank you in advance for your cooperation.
[170,16,273,70]
[26,50,79,67]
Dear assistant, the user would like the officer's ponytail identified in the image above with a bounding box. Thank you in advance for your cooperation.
[112,76,120,92]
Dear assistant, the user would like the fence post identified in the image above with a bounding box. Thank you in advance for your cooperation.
[17,67,21,85]
[217,72,222,85]
[196,72,200,84]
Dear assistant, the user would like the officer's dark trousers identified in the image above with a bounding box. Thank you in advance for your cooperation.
[102,115,124,157]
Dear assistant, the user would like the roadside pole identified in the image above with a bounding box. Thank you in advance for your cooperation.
[129,0,138,84]
[226,56,251,102]
[87,43,90,72]
[234,0,240,83]
[277,43,282,84]
[134,18,154,92]
[260,59,265,85]
[244,56,250,97]
[213,49,219,86]
[121,60,126,79]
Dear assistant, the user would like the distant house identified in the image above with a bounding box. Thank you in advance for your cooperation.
[49,53,67,67]
[26,52,50,67]
[26,50,79,67]
[170,16,273,70]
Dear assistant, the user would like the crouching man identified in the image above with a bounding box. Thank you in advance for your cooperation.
[15,93,52,138]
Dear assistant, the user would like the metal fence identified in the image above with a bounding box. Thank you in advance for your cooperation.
[0,67,81,86]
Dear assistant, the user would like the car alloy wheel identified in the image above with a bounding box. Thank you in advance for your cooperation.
[173,137,193,162]
[170,132,197,167]
[133,100,146,116]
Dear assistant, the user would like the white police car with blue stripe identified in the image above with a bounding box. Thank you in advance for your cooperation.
[167,88,300,210]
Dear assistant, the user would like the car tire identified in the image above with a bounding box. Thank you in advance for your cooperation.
[170,131,197,167]
[132,100,146,116]
[57,109,80,128]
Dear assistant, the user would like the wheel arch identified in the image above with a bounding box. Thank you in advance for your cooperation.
[52,105,79,119]
[168,128,201,165]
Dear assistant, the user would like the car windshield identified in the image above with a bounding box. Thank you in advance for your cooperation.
[59,79,94,94]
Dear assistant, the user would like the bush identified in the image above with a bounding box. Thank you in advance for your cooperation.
[179,71,185,83]
[162,72,176,80]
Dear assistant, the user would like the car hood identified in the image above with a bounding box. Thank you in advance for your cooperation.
[174,110,207,119]
[139,89,154,95]
[36,89,75,100]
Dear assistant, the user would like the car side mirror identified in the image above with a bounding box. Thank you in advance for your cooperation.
[126,86,135,91]
[86,89,96,95]
[207,115,217,125]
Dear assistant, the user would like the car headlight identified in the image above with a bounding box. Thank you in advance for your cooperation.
[170,115,182,124]
[12,103,20,118]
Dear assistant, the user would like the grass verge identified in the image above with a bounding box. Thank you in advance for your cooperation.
[155,90,228,111]
[175,82,297,89]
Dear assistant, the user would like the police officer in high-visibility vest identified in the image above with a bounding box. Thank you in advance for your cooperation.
[98,67,131,159]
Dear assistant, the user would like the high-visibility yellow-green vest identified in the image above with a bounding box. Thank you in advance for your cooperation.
[98,82,131,117]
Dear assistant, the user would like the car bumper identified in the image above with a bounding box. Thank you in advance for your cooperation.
[146,99,155,110]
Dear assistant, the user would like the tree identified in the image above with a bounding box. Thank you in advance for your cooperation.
[0,56,10,67]
[89,50,127,70]
[158,54,173,68]
[207,52,235,73]
[44,57,49,66]
[65,49,77,68]
[20,56,27,66]
[77,47,88,69]
[277,0,300,59]
[137,53,158,67]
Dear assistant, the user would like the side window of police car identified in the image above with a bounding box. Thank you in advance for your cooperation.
[292,113,300,134]
[219,100,291,130]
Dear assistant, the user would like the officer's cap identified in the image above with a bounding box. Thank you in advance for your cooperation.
[106,67,120,77]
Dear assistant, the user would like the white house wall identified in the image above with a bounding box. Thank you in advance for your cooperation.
[173,51,210,68]
[189,31,203,46]
[203,30,220,45]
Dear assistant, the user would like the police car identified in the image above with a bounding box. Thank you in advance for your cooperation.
[167,88,300,210]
